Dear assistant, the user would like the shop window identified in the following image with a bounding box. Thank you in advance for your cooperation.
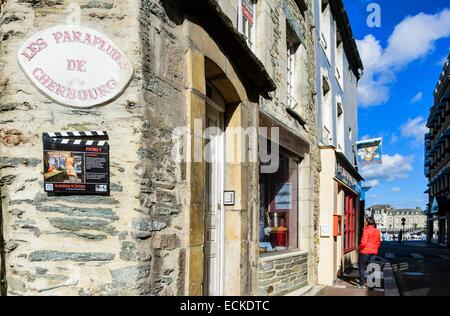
[432,219,439,244]
[344,193,356,253]
[238,0,256,51]
[259,152,299,254]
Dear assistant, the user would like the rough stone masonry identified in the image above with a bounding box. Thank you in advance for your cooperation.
[0,0,188,295]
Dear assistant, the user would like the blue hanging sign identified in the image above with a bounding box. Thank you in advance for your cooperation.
[356,138,383,167]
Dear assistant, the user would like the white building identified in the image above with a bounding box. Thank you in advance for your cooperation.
[315,0,364,286]
[367,205,427,232]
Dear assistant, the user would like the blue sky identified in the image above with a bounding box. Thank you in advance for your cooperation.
[342,0,450,209]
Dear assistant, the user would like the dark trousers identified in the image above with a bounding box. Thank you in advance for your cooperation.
[359,254,376,286]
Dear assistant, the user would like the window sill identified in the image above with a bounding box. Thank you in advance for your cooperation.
[286,107,307,127]
[335,75,344,93]
[319,40,332,68]
[259,249,308,262]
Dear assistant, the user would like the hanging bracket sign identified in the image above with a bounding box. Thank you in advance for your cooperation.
[17,25,133,108]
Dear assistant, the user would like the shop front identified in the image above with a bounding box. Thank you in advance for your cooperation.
[257,111,312,296]
[318,147,363,286]
[427,196,450,247]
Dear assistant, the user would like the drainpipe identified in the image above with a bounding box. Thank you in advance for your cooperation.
[0,186,6,296]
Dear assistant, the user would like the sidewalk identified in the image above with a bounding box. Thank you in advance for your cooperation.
[320,268,385,296]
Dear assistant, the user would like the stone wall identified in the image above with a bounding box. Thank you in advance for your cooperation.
[1,0,320,296]
[258,253,308,295]
[0,0,187,295]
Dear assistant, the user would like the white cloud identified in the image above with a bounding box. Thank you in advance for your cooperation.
[401,116,428,145]
[360,154,414,182]
[390,187,401,192]
[389,133,399,144]
[357,8,450,107]
[364,179,380,188]
[410,92,423,103]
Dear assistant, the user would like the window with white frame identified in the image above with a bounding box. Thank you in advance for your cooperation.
[322,73,333,145]
[336,29,344,88]
[238,0,256,50]
[286,27,298,109]
[336,101,344,150]
[321,0,331,61]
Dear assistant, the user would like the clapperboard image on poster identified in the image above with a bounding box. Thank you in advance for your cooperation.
[43,131,110,195]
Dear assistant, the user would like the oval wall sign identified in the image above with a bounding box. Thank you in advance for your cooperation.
[17,25,133,108]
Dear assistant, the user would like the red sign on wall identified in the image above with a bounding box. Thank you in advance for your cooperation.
[241,0,254,24]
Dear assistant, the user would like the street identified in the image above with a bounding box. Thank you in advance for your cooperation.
[380,241,450,296]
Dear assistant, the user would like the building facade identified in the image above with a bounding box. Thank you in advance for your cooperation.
[252,0,320,296]
[366,205,426,233]
[425,53,450,248]
[314,0,364,286]
[0,0,278,295]
[0,0,324,296]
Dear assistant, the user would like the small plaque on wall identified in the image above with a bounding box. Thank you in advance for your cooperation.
[320,224,332,238]
[43,131,110,195]
[224,191,235,206]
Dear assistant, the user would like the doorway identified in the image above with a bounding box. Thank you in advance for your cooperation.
[203,93,225,296]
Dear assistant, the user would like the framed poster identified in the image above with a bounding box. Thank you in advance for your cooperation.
[275,183,292,210]
[43,131,110,195]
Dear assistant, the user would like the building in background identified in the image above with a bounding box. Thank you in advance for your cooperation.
[425,53,450,248]
[314,0,364,286]
[366,205,426,233]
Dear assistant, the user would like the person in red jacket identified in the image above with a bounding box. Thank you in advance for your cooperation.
[358,217,381,288]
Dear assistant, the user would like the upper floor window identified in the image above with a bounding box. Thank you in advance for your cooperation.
[321,0,331,62]
[286,26,299,109]
[322,73,333,145]
[336,29,344,88]
[336,101,344,150]
[238,0,256,50]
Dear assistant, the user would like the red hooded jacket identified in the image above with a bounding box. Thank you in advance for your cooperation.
[358,225,381,255]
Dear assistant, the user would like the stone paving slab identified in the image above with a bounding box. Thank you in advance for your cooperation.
[322,286,384,296]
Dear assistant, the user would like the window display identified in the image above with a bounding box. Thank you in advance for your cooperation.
[259,152,298,253]
[431,219,439,244]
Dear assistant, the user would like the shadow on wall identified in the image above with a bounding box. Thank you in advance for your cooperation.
[159,0,276,102]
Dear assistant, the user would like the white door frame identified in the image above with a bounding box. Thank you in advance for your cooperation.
[205,99,225,296]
